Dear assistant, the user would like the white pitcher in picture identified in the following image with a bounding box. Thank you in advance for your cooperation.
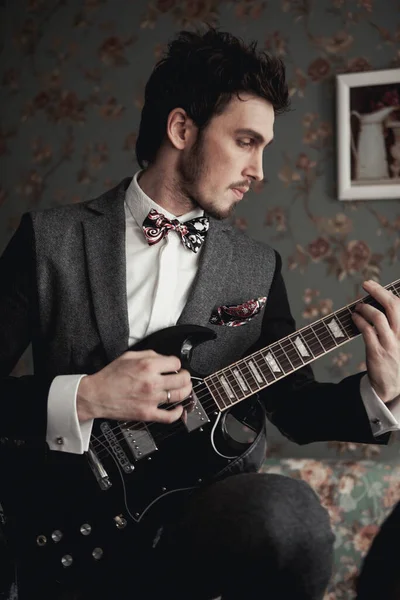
[351,106,398,181]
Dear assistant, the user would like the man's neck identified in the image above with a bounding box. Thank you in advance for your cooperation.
[138,166,197,217]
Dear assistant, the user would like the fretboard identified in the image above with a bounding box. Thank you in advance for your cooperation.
[205,279,400,411]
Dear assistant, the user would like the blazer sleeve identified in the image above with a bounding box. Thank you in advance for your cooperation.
[0,213,51,447]
[246,250,390,446]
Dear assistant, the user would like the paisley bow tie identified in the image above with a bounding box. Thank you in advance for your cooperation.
[142,208,209,253]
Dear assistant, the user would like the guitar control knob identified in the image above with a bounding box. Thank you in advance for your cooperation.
[114,515,127,529]
[51,530,63,543]
[92,547,103,560]
[61,554,73,568]
[80,523,92,536]
[36,535,47,547]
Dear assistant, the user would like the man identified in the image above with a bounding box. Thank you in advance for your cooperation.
[1,28,399,600]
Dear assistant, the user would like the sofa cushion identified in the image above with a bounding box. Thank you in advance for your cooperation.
[260,458,400,599]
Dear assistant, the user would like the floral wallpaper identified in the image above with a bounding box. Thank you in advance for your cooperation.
[1,0,400,460]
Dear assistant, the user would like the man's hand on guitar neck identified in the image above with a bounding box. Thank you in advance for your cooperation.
[76,350,192,424]
[352,280,400,406]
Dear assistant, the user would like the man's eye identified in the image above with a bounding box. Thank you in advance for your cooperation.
[237,140,253,148]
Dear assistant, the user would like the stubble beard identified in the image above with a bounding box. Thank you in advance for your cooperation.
[177,135,237,221]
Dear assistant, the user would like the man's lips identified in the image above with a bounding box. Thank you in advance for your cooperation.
[231,187,248,200]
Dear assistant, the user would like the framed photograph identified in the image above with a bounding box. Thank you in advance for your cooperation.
[336,68,400,200]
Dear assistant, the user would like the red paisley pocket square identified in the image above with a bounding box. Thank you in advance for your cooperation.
[209,296,267,327]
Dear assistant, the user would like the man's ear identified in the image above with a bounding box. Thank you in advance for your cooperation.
[166,108,197,150]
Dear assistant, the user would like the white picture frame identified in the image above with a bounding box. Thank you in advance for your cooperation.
[336,68,400,200]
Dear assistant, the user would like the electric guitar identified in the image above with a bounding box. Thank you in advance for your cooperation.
[2,279,399,592]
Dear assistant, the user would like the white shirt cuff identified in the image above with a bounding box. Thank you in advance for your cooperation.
[360,374,400,437]
[46,375,94,454]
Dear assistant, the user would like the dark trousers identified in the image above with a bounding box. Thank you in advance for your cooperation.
[17,473,335,600]
[356,500,400,600]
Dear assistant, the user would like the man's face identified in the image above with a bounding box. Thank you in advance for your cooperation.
[177,93,275,219]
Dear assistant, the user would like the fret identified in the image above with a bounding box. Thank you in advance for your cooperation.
[206,375,229,410]
[268,343,293,375]
[278,341,296,370]
[326,314,350,341]
[240,358,262,393]
[219,373,236,401]
[335,307,354,338]
[311,320,337,351]
[253,352,277,384]
[261,349,282,377]
[231,365,250,394]
[344,305,360,337]
[392,283,400,298]
[293,332,315,360]
[246,358,265,385]
[208,375,228,409]
[224,366,245,400]
[299,327,322,357]
[280,337,305,369]
[206,279,399,415]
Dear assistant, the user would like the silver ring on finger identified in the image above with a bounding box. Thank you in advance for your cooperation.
[166,390,171,404]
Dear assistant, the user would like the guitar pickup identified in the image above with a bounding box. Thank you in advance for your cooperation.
[120,424,158,460]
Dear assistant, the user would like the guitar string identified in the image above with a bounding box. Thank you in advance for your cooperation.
[108,280,400,454]
[92,313,358,456]
[92,309,352,457]
[92,312,355,461]
[91,281,400,454]
[91,281,400,456]
[100,280,399,419]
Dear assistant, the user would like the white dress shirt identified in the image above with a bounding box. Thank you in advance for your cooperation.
[46,172,400,453]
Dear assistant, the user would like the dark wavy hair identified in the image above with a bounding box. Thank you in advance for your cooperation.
[135,28,290,168]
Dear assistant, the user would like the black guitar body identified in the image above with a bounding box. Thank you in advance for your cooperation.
[1,325,264,596]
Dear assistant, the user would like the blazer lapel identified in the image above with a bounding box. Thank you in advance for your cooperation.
[178,216,233,326]
[82,179,131,364]
[81,180,234,361]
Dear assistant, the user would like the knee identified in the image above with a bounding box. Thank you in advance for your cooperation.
[186,472,334,556]
[213,472,334,561]
[259,473,331,534]
[237,473,334,580]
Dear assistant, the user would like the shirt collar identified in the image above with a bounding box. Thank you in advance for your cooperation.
[125,170,204,227]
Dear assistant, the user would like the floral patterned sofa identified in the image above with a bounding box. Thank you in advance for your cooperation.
[261,458,400,600]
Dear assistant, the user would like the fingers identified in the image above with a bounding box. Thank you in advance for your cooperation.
[159,370,192,395]
[156,387,193,408]
[106,350,192,423]
[152,404,184,424]
[353,280,400,350]
[352,309,379,349]
[361,280,400,334]
[123,350,182,374]
[132,353,192,401]
[353,303,392,348]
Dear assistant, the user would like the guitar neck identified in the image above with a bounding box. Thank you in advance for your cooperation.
[204,279,400,411]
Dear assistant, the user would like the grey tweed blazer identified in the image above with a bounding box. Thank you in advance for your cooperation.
[0,177,388,460]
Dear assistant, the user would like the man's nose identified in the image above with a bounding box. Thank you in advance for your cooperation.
[245,153,264,182]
